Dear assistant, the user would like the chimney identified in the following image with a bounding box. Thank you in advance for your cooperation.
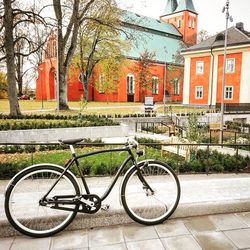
[236,22,244,31]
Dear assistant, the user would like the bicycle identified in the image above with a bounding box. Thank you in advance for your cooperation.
[5,138,181,238]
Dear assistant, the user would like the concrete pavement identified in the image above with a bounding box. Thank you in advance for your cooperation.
[1,173,250,239]
[1,211,250,249]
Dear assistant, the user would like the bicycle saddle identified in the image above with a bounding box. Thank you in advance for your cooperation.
[58,138,84,145]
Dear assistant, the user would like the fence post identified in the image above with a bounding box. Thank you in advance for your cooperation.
[235,145,239,173]
[206,145,210,174]
[176,144,180,174]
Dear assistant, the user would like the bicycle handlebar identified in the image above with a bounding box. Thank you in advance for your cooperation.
[126,138,139,149]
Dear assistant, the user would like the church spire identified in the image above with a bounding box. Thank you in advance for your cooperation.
[162,0,178,16]
[160,0,198,46]
[174,0,197,14]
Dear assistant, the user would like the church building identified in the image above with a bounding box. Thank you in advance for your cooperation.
[36,0,198,103]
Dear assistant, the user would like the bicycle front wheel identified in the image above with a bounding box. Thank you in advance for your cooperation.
[5,165,80,237]
[121,160,180,225]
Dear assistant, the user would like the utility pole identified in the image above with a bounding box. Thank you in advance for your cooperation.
[220,0,233,144]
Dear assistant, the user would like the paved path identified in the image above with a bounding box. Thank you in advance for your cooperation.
[1,211,250,250]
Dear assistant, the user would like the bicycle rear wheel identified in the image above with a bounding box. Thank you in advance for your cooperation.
[121,160,180,225]
[5,165,80,237]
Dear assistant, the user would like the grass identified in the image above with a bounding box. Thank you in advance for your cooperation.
[0,99,144,115]
[0,99,217,116]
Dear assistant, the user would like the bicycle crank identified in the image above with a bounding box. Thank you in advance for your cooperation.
[78,194,102,214]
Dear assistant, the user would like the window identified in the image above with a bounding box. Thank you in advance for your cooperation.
[226,58,235,73]
[173,79,180,95]
[152,77,159,94]
[177,20,181,28]
[196,61,204,75]
[188,19,192,28]
[97,74,105,93]
[127,74,134,94]
[195,86,203,99]
[225,86,233,100]
[192,20,195,29]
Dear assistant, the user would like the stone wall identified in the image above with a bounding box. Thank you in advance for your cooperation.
[0,124,129,143]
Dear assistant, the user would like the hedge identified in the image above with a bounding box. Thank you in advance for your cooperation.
[0,146,250,179]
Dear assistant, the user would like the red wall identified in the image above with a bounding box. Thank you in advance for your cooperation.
[189,56,211,105]
[216,53,242,104]
[36,59,183,103]
[161,10,198,46]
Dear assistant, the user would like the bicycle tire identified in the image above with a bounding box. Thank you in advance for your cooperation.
[121,160,180,225]
[5,164,80,237]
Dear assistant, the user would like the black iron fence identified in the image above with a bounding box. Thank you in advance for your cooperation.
[0,142,250,179]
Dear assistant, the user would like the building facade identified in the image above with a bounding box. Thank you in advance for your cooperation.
[36,0,198,103]
[182,23,250,111]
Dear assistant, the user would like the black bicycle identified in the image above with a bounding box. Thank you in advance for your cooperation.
[5,138,180,237]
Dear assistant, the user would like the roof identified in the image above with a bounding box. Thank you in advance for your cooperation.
[121,10,183,63]
[175,0,197,14]
[162,0,178,16]
[121,27,183,63]
[182,26,250,53]
[161,0,197,17]
[122,10,182,38]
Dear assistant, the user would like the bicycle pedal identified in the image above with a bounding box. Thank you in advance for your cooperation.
[101,204,110,211]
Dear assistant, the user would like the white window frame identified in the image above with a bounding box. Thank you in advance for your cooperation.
[98,74,105,94]
[196,61,204,75]
[188,19,192,28]
[224,86,233,100]
[127,74,135,94]
[173,79,180,95]
[195,86,203,99]
[177,19,181,28]
[152,77,159,95]
[225,58,235,73]
[192,20,195,29]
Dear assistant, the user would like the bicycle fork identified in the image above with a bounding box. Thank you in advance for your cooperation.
[134,160,155,195]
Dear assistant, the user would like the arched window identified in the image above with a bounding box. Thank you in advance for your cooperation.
[127,74,135,94]
[152,76,159,95]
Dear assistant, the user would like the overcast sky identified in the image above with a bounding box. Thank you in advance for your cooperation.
[117,0,250,36]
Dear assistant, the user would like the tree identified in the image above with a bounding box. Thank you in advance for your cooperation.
[134,49,156,102]
[52,0,97,110]
[95,57,124,103]
[0,72,7,99]
[1,0,46,116]
[197,29,210,44]
[73,0,127,102]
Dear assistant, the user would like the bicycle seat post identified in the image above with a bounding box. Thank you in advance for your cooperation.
[69,145,76,157]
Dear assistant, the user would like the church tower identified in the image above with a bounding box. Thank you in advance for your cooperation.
[160,0,198,46]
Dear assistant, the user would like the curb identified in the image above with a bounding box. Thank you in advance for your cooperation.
[1,199,250,238]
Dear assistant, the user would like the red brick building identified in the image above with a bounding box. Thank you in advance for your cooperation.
[36,0,198,103]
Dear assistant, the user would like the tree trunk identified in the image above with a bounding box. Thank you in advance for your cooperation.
[16,54,24,96]
[58,64,69,110]
[3,0,21,117]
[83,75,88,102]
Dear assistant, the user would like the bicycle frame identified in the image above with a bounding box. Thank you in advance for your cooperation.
[42,146,139,202]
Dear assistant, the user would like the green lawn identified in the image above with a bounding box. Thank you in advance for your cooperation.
[0,99,216,116]
[0,99,144,115]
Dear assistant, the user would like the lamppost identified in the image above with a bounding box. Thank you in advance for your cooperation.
[220,0,233,144]
[163,46,168,116]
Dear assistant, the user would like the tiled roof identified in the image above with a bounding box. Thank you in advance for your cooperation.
[162,0,178,16]
[174,0,197,14]
[182,26,250,53]
[122,10,182,38]
[121,10,183,62]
